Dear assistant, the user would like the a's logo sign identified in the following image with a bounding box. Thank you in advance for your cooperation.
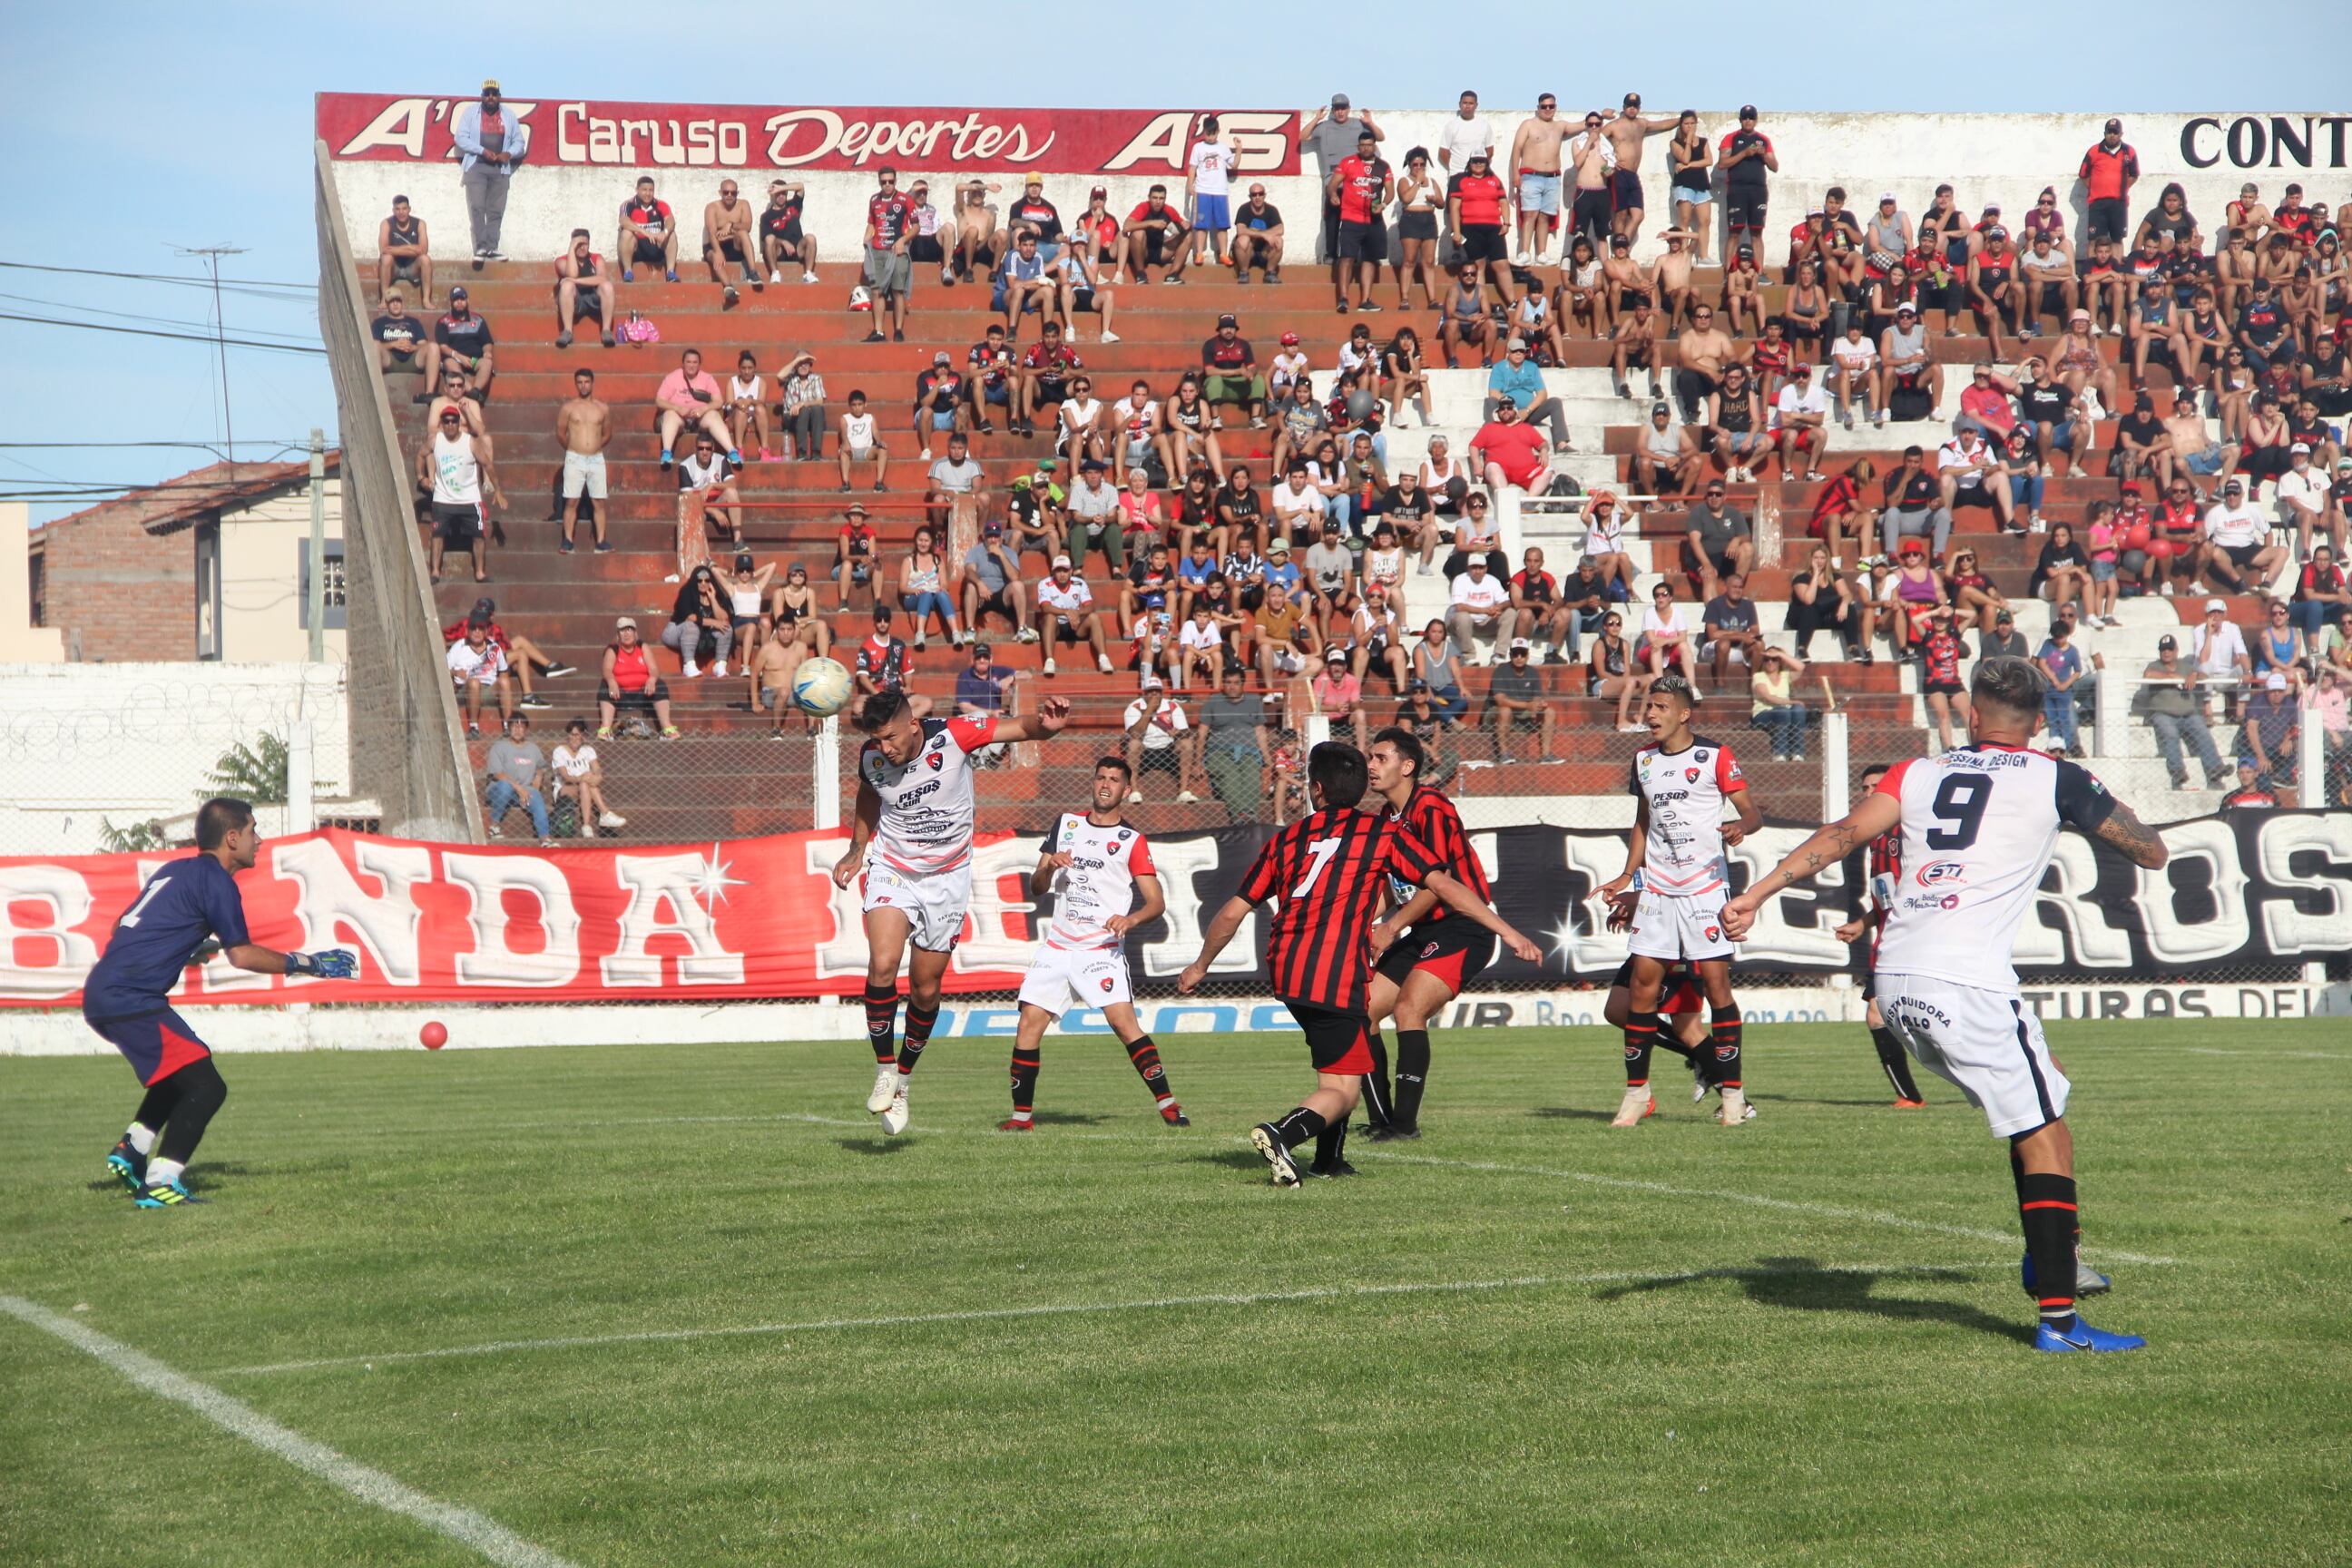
[1916,859,1967,886]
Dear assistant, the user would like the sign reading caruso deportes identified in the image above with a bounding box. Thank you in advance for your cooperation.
[315,93,1300,176]
[2,815,2346,1008]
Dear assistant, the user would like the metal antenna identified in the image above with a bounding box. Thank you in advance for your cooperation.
[174,244,250,482]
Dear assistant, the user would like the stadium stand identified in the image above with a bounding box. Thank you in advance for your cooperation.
[322,106,2350,843]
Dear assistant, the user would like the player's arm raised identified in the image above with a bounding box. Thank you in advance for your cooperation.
[832,778,882,887]
[995,694,1073,744]
[1106,872,1164,938]
[2087,797,2169,869]
[1721,789,1902,941]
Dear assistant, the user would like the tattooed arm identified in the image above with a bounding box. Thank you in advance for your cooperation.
[2089,798,2169,869]
[1721,791,1902,940]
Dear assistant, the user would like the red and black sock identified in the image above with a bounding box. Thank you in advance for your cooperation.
[1009,1044,1042,1120]
[1359,1031,1394,1128]
[897,1001,939,1076]
[2018,1170,2080,1333]
[1622,1012,1661,1087]
[862,984,900,1066]
[1871,1024,1923,1101]
[1123,1034,1174,1104]
[1709,1004,1743,1090]
[1269,1105,1327,1152]
[1392,1028,1432,1128]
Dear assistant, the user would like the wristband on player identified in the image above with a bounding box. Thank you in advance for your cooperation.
[286,948,358,980]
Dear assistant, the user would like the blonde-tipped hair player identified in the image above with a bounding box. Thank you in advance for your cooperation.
[1598,674,1763,1128]
[1003,756,1185,1131]
[1724,657,2170,1353]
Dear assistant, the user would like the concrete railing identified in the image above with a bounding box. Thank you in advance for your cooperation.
[313,141,483,842]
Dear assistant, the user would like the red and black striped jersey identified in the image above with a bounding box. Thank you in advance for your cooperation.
[1387,786,1487,925]
[1237,806,1445,1014]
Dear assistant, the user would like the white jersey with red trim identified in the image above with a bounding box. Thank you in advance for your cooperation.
[1870,745,2116,990]
[859,715,997,876]
[1628,736,1747,897]
[1042,812,1156,950]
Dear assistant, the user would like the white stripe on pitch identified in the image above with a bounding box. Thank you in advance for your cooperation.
[1352,1151,2180,1265]
[210,1260,2034,1378]
[0,1295,579,1568]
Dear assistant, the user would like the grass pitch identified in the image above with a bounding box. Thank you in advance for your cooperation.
[1,1019,2343,1567]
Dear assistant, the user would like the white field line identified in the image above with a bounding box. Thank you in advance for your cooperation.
[0,1295,579,1568]
[2182,1047,2347,1061]
[1351,1151,2181,1266]
[208,1260,2034,1379]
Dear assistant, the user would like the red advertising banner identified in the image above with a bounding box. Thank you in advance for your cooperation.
[316,93,1299,176]
[0,828,1050,1008]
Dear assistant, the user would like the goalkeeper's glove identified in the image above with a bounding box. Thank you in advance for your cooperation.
[286,948,358,979]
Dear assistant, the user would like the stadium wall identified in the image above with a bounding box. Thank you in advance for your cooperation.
[320,98,2350,266]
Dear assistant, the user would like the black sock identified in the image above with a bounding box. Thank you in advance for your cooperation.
[1392,1029,1432,1128]
[2018,1171,2080,1331]
[1123,1034,1173,1102]
[1710,1004,1743,1090]
[1313,1118,1348,1170]
[1269,1105,1327,1152]
[1657,1033,1700,1067]
[1871,1025,1923,1101]
[132,1076,187,1136]
[1622,1012,1661,1087]
[152,1057,227,1168]
[897,1002,939,1076]
[1359,1032,1393,1127]
[863,984,900,1066]
[1009,1045,1042,1117]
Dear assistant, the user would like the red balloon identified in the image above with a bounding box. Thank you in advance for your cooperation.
[2145,539,2175,561]
[420,1020,448,1050]
[2122,524,2152,552]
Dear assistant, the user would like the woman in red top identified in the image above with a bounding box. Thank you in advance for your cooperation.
[1804,457,1876,564]
[597,619,680,740]
[1445,151,1512,299]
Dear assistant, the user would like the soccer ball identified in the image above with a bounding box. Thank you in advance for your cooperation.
[791,656,854,717]
[848,285,873,313]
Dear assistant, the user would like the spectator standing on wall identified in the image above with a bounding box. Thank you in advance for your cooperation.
[862,167,917,345]
[2078,118,2140,250]
[1437,90,1494,174]
[453,80,527,268]
[484,715,553,847]
[1185,117,1238,271]
[1716,106,1776,258]
[377,194,431,306]
[1302,94,1383,268]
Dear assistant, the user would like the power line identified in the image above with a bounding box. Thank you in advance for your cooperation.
[0,259,316,293]
[0,440,319,451]
[0,312,326,356]
[0,289,321,346]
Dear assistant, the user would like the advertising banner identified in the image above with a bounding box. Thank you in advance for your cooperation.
[5,812,2345,1009]
[316,93,1299,176]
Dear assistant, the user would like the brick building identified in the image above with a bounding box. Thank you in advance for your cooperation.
[29,456,347,663]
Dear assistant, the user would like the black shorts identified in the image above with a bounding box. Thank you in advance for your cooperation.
[717,237,749,262]
[1136,744,1181,777]
[389,256,423,282]
[610,678,671,711]
[2220,541,2261,571]
[763,225,805,256]
[2034,282,2072,316]
[570,287,604,319]
[1924,676,1965,696]
[1612,170,1644,211]
[1398,209,1439,242]
[1457,224,1507,264]
[1338,220,1387,264]
[430,500,483,545]
[1285,999,1375,1073]
[1237,231,1279,260]
[1375,920,1495,995]
[1138,228,1175,266]
[628,237,669,267]
[1611,955,1703,1014]
[2086,197,2130,246]
[1725,187,1768,231]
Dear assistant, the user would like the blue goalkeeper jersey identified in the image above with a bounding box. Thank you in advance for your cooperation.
[82,855,250,1019]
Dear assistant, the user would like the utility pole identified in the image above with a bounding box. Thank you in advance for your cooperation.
[308,427,328,662]
[175,244,249,481]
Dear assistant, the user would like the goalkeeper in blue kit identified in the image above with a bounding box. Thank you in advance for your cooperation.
[81,799,356,1208]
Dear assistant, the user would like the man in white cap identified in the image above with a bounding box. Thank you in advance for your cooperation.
[2201,477,2285,592]
[2275,442,2330,557]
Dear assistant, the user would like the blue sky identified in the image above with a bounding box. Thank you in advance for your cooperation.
[1,4,2282,519]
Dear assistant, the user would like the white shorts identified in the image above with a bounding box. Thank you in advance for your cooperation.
[1017,942,1133,1016]
[1269,647,1308,675]
[861,858,973,953]
[1627,887,1731,963]
[562,449,608,499]
[1876,973,2071,1139]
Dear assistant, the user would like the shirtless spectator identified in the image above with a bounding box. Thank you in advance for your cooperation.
[1651,228,1699,329]
[418,287,494,406]
[1506,93,1574,266]
[2166,388,2239,494]
[553,229,615,349]
[760,181,820,284]
[655,348,738,468]
[616,175,679,282]
[555,368,612,554]
[701,179,761,305]
[1672,302,1736,426]
[949,179,1004,284]
[377,194,431,305]
[1230,183,1286,281]
[370,290,428,377]
[424,366,489,461]
[1565,111,1617,252]
[1605,93,1678,243]
[1600,234,1650,319]
[1610,296,1663,402]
